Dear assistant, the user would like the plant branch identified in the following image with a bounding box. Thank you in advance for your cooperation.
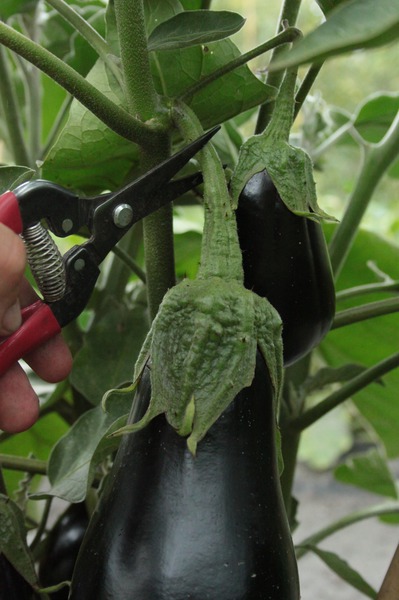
[293,62,324,120]
[0,46,31,166]
[0,20,162,144]
[336,280,399,301]
[255,0,303,133]
[179,27,301,103]
[112,245,147,283]
[296,501,399,559]
[332,296,399,329]
[329,111,399,279]
[0,454,47,475]
[113,0,158,119]
[288,351,399,432]
[45,0,123,85]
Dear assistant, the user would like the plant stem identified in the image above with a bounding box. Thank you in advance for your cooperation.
[179,27,301,103]
[0,20,161,144]
[45,0,108,59]
[293,62,324,120]
[255,0,302,133]
[0,454,47,475]
[0,46,31,166]
[112,243,147,283]
[30,497,53,553]
[332,296,399,328]
[289,351,399,431]
[113,0,158,119]
[296,501,399,559]
[329,111,399,279]
[336,280,399,301]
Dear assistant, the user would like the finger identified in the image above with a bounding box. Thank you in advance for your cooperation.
[0,363,40,432]
[0,223,26,334]
[24,334,73,383]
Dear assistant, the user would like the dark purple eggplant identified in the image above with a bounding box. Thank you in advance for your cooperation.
[0,554,34,600]
[69,355,300,599]
[38,502,88,600]
[237,169,335,366]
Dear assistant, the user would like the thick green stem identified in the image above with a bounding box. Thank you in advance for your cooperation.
[264,62,299,142]
[179,27,300,103]
[0,454,47,475]
[0,20,160,144]
[173,103,243,282]
[332,296,399,329]
[329,112,399,279]
[113,0,173,319]
[289,351,399,432]
[114,0,158,119]
[0,46,31,166]
[255,0,302,133]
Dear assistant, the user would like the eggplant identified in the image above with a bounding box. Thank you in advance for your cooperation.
[0,554,34,600]
[69,354,300,599]
[38,503,88,600]
[237,169,335,366]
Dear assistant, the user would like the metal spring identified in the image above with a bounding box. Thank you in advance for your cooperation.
[23,222,66,302]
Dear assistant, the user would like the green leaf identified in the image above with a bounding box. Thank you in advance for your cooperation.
[0,166,34,192]
[298,544,376,598]
[151,39,275,130]
[316,0,348,15]
[42,59,138,193]
[354,92,399,143]
[334,448,398,498]
[270,0,399,71]
[0,0,36,19]
[0,413,69,496]
[147,11,245,51]
[70,302,149,405]
[321,225,399,457]
[0,495,38,588]
[32,395,131,503]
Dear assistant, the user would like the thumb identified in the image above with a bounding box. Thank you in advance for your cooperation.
[0,223,26,333]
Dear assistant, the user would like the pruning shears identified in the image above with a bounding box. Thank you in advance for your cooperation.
[0,127,218,377]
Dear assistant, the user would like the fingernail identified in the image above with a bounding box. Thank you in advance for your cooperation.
[2,300,22,333]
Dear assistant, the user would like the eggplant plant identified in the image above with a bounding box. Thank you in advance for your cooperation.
[0,1,399,598]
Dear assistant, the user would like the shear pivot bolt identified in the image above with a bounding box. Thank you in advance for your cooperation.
[113,204,133,228]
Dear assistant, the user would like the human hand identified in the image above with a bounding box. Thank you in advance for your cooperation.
[0,223,73,433]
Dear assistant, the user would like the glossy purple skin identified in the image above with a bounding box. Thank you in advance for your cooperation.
[237,170,335,366]
[70,357,300,600]
[38,503,88,600]
[0,555,33,600]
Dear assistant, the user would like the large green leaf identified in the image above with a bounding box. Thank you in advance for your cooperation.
[32,396,130,503]
[0,413,69,496]
[321,225,399,457]
[316,0,348,15]
[147,11,245,51]
[298,544,376,598]
[0,166,34,192]
[0,495,38,588]
[270,0,399,71]
[152,39,275,131]
[334,448,398,498]
[70,302,149,405]
[42,59,138,193]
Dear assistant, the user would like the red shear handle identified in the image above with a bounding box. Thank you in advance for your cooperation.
[0,191,23,234]
[0,301,61,377]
